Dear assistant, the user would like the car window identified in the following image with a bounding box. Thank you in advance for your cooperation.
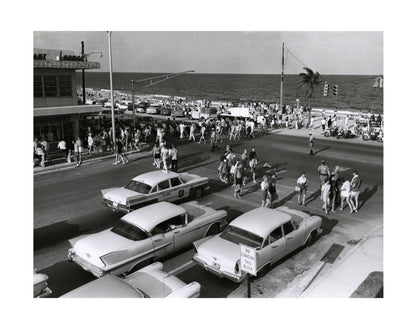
[283,222,295,236]
[125,180,151,194]
[220,225,263,248]
[170,177,182,187]
[151,215,183,236]
[269,226,283,243]
[111,220,148,241]
[157,180,170,190]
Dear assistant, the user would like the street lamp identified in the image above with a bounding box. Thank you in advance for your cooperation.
[130,70,195,128]
[81,41,103,104]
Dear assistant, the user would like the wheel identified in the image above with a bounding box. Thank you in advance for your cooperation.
[256,263,271,278]
[193,187,203,199]
[206,223,220,236]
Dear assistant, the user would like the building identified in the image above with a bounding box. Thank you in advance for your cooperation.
[34,48,102,149]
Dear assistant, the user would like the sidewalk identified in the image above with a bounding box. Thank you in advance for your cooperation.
[283,226,383,298]
[33,143,152,175]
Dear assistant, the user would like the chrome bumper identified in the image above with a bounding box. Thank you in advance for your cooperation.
[68,251,105,277]
[101,199,131,213]
[192,255,244,283]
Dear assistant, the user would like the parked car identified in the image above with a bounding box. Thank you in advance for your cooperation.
[61,262,200,298]
[172,108,185,117]
[193,206,322,283]
[68,201,227,277]
[101,170,209,213]
[34,269,52,298]
[161,107,172,116]
[146,105,161,114]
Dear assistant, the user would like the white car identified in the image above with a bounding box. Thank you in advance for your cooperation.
[193,206,322,283]
[34,269,52,298]
[102,170,209,213]
[61,262,200,298]
[68,201,227,277]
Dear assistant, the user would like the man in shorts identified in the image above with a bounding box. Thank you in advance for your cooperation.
[249,146,258,183]
[317,160,330,187]
[350,170,361,212]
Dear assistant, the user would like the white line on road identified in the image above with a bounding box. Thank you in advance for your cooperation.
[169,260,195,276]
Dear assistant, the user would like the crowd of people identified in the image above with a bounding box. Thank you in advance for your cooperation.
[295,160,362,214]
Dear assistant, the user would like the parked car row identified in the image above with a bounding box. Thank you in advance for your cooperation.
[36,170,323,298]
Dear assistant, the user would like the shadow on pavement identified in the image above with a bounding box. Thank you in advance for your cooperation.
[305,188,321,205]
[34,221,81,251]
[176,265,239,298]
[39,261,96,298]
[313,146,330,155]
[216,206,246,223]
[358,185,379,210]
[275,191,298,207]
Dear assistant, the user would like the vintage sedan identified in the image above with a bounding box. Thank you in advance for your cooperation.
[61,262,200,298]
[102,170,209,213]
[193,206,322,283]
[68,201,227,277]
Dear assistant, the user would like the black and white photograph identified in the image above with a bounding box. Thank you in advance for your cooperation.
[3,1,416,324]
[32,30,384,300]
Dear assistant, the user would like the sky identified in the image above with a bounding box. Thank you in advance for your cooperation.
[33,31,383,75]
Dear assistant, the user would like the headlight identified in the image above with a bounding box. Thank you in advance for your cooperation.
[234,260,240,274]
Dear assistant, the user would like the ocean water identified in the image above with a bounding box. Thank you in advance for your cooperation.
[77,72,383,113]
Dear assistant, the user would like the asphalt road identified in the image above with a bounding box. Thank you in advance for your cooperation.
[34,132,383,298]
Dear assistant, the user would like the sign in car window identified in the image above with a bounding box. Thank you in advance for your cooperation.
[240,244,257,276]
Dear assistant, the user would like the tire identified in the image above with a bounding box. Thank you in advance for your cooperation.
[193,187,203,199]
[256,263,271,278]
[206,223,220,236]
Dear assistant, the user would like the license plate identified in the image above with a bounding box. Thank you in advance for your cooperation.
[212,262,220,270]
[112,202,118,207]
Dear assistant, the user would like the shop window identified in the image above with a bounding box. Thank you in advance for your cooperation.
[58,75,72,97]
[43,76,57,97]
[34,75,43,97]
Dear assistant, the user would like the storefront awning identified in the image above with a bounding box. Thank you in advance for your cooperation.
[34,105,103,117]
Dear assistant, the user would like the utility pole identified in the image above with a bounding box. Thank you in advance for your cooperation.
[280,42,284,109]
[131,80,135,130]
[81,41,86,104]
[107,31,116,160]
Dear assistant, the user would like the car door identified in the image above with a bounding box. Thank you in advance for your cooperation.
[171,213,198,251]
[257,226,287,267]
[150,220,175,260]
[283,221,303,253]
[157,179,175,202]
[169,177,191,201]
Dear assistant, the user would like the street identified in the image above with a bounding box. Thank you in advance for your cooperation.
[34,132,383,298]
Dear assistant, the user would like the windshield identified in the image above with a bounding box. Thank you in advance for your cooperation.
[220,225,263,248]
[125,180,152,194]
[111,220,148,241]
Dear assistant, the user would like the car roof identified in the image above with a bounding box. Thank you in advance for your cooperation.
[122,202,187,232]
[229,207,291,239]
[61,275,143,298]
[132,171,180,188]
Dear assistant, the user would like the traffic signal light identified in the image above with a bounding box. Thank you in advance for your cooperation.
[323,82,329,97]
[333,85,339,96]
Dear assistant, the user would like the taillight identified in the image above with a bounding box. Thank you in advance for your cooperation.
[234,260,240,274]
